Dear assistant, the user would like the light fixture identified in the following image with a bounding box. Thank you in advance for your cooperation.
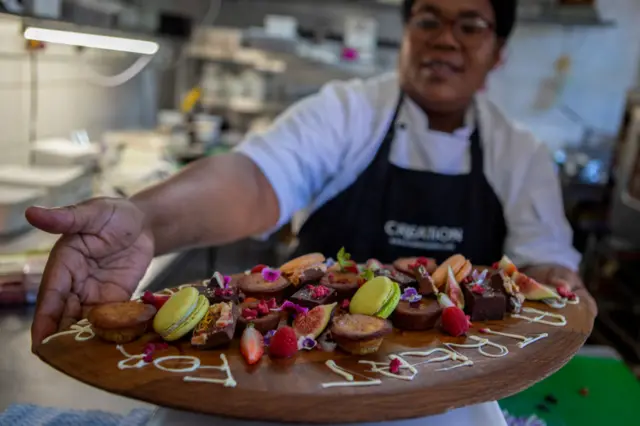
[23,27,159,55]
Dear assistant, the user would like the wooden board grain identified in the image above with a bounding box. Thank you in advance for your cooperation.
[35,288,594,424]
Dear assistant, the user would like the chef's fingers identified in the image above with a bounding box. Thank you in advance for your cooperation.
[574,287,598,318]
[25,199,112,235]
[31,240,77,350]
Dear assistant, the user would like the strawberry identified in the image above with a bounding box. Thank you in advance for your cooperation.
[441,306,470,337]
[240,325,264,365]
[141,291,169,310]
[344,260,359,274]
[251,264,268,274]
[269,326,298,358]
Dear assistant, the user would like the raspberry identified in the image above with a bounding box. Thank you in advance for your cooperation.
[344,262,359,274]
[242,308,258,320]
[557,284,576,300]
[492,262,499,270]
[389,358,401,374]
[257,302,270,316]
[266,298,277,309]
[441,306,470,337]
[306,285,315,291]
[341,299,350,310]
[251,264,268,274]
[269,326,298,358]
[416,257,429,266]
[471,284,485,294]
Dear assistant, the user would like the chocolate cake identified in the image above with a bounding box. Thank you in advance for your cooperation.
[391,300,442,331]
[490,271,524,314]
[320,272,360,300]
[462,279,506,321]
[191,302,238,349]
[290,285,337,310]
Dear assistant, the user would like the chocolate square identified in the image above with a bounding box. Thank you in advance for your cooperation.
[375,268,417,289]
[490,272,523,313]
[191,302,239,349]
[462,280,506,321]
[290,285,337,310]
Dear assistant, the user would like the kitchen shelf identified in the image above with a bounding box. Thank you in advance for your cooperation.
[518,5,615,27]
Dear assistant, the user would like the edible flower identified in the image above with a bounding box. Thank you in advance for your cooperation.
[325,257,336,268]
[278,300,309,316]
[210,271,232,288]
[261,267,281,283]
[298,335,317,351]
[389,358,401,374]
[400,287,422,303]
[470,269,488,285]
[264,330,277,347]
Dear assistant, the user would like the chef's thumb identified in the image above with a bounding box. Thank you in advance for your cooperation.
[25,203,100,235]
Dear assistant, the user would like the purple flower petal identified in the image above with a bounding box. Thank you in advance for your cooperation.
[264,330,277,347]
[261,267,282,282]
[279,300,309,315]
[401,287,422,303]
[298,336,317,351]
[325,258,336,267]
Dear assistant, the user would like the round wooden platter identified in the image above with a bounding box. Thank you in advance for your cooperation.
[36,288,594,424]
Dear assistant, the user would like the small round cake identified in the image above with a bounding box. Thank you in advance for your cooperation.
[330,314,392,355]
[320,272,360,300]
[393,257,437,276]
[88,301,157,344]
[391,299,442,331]
[236,299,281,336]
[237,273,290,302]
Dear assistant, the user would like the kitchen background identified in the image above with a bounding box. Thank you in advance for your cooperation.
[1,0,639,424]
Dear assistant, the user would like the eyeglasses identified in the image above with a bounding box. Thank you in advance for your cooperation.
[408,11,495,46]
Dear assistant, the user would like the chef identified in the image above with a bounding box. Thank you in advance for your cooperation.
[27,0,595,425]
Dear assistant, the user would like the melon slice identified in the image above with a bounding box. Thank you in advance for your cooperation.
[514,272,561,301]
[445,266,465,310]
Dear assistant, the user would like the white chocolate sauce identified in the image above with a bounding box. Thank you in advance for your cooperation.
[480,328,548,349]
[42,319,95,344]
[512,307,567,327]
[322,360,381,388]
[155,288,176,296]
[543,296,580,309]
[400,349,473,372]
[115,346,236,388]
[184,354,236,388]
[445,336,509,359]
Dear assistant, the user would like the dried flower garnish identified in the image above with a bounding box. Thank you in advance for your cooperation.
[261,267,281,282]
[389,358,401,374]
[264,330,277,347]
[400,287,422,303]
[298,335,317,351]
[142,342,169,363]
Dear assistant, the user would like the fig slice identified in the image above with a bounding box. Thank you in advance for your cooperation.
[514,272,561,301]
[293,303,337,339]
[445,266,465,310]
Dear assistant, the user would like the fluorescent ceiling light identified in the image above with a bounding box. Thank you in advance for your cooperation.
[23,27,159,55]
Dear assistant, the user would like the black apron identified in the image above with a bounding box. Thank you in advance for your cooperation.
[294,95,507,266]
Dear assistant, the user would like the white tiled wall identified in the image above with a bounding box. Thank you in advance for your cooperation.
[486,0,640,151]
[0,15,157,166]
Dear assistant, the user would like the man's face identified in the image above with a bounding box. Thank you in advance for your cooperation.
[399,0,502,113]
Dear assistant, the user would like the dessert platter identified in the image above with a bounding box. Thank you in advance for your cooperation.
[35,250,595,423]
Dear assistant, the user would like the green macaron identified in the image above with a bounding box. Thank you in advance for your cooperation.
[349,276,401,319]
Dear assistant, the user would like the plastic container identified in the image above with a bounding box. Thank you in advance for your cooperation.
[0,165,93,208]
[0,185,46,236]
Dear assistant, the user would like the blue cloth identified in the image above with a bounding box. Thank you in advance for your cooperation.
[0,404,152,426]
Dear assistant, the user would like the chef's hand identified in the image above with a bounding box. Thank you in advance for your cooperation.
[522,265,598,316]
[25,198,154,350]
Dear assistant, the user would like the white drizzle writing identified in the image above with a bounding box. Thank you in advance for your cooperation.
[321,360,382,388]
[42,319,95,344]
[116,346,236,387]
[512,307,567,327]
[543,296,580,309]
[479,328,548,349]
[445,336,509,359]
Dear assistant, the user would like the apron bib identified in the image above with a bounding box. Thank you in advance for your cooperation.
[294,95,507,265]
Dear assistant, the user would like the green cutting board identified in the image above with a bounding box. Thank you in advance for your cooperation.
[500,356,640,426]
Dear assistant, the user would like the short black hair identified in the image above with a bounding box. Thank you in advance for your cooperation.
[402,0,518,40]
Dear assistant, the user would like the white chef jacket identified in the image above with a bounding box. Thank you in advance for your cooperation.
[236,72,581,271]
